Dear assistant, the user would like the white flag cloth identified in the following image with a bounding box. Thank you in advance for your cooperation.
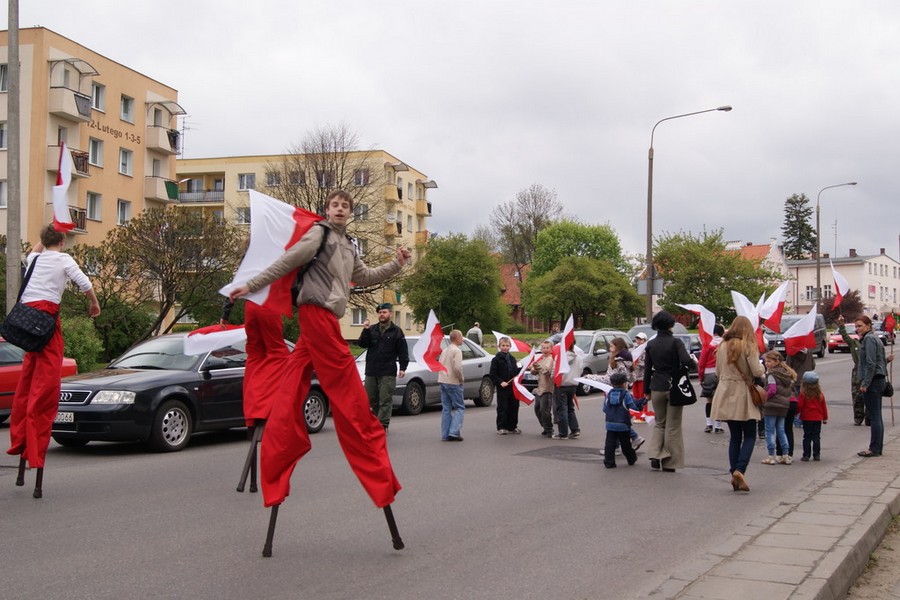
[412,309,446,372]
[575,377,613,395]
[731,291,760,330]
[183,324,247,356]
[676,303,716,347]
[830,259,851,309]
[51,143,75,232]
[759,281,790,332]
[491,330,531,353]
[512,349,536,404]
[783,306,819,355]
[553,314,575,384]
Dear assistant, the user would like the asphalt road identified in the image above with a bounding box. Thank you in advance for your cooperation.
[0,352,884,600]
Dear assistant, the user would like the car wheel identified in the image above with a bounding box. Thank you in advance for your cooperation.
[52,435,89,448]
[578,369,593,396]
[473,376,495,407]
[401,381,425,415]
[304,388,328,434]
[816,342,826,358]
[0,413,8,424]
[149,399,192,452]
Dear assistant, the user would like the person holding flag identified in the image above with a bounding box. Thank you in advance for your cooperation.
[490,336,521,434]
[229,189,410,555]
[530,340,557,437]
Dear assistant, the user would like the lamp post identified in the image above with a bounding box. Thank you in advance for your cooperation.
[815,182,857,311]
[645,105,732,321]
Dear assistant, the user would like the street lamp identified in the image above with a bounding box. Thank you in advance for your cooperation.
[645,105,732,321]
[815,182,857,311]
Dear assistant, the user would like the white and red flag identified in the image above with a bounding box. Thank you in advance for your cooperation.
[676,303,716,347]
[783,307,819,355]
[553,314,575,385]
[219,190,322,317]
[732,290,766,353]
[51,143,75,232]
[759,281,790,333]
[575,377,612,395]
[512,349,536,405]
[830,259,851,310]
[491,330,531,353]
[412,309,447,373]
[183,324,247,356]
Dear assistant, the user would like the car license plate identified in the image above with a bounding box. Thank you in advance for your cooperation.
[54,412,74,424]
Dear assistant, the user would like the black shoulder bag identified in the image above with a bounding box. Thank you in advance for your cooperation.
[0,256,58,352]
[669,339,697,406]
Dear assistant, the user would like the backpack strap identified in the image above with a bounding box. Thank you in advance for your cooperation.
[17,255,40,303]
[290,223,330,305]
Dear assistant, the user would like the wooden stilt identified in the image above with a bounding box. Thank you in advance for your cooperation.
[15,456,26,486]
[383,505,405,550]
[33,467,43,499]
[249,441,258,493]
[262,504,280,558]
[237,423,263,493]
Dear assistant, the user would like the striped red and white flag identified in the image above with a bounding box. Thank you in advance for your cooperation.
[412,310,446,373]
[759,281,790,333]
[784,307,818,355]
[512,348,536,405]
[51,143,75,232]
[491,330,531,353]
[830,260,851,310]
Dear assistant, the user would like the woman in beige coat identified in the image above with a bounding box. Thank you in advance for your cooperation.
[711,316,765,492]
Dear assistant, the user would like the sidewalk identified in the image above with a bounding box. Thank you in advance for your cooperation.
[647,427,900,600]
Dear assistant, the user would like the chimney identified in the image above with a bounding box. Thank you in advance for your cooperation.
[746,242,752,246]
[849,249,857,258]
[823,253,830,259]
[880,248,886,255]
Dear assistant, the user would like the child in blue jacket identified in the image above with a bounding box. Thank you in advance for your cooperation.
[603,372,647,468]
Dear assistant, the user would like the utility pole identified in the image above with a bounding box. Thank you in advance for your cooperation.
[5,0,22,314]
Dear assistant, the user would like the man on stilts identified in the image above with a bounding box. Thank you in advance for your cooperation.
[228,189,408,556]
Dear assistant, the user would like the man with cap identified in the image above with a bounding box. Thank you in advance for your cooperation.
[359,303,409,430]
[466,322,483,345]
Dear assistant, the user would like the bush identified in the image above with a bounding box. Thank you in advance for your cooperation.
[62,317,105,373]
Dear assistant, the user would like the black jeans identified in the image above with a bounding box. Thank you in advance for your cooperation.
[495,385,518,431]
[802,420,822,459]
[604,430,637,467]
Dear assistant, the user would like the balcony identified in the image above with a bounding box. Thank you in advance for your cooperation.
[146,126,181,155]
[415,230,429,246]
[384,184,399,203]
[415,199,432,216]
[384,221,400,238]
[46,145,90,178]
[48,87,92,122]
[178,190,225,204]
[144,176,180,203]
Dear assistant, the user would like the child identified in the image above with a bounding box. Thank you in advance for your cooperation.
[490,337,520,434]
[760,351,797,465]
[602,372,646,468]
[530,340,556,437]
[698,324,725,433]
[796,371,828,461]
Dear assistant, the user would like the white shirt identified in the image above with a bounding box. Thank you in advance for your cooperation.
[20,251,92,304]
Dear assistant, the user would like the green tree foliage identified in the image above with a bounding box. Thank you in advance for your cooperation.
[781,193,817,260]
[531,220,628,277]
[654,229,781,324]
[522,256,643,329]
[61,316,105,372]
[401,234,508,331]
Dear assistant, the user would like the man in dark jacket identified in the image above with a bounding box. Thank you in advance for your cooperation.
[359,303,409,429]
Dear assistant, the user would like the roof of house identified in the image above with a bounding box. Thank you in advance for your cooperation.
[733,244,771,263]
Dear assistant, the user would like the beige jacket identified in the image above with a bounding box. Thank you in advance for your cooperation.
[710,339,765,422]
[247,221,401,318]
[438,343,463,385]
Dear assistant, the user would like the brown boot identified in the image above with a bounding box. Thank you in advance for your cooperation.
[733,470,750,492]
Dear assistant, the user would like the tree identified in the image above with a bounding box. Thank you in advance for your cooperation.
[401,234,508,331]
[654,229,781,324]
[781,193,817,260]
[822,289,864,325]
[490,183,563,279]
[522,256,643,329]
[471,224,499,253]
[531,219,628,277]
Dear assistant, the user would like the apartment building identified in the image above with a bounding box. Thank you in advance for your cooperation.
[176,151,436,339]
[1,27,184,246]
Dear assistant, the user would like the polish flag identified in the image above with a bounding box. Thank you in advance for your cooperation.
[830,260,851,310]
[491,330,531,353]
[219,190,322,317]
[512,349,536,404]
[676,303,716,347]
[783,307,818,355]
[575,377,612,395]
[183,324,247,355]
[732,290,766,353]
[759,281,790,333]
[412,310,446,372]
[553,314,575,385]
[51,143,75,232]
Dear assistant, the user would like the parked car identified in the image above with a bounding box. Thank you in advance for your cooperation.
[828,324,858,353]
[626,322,689,342]
[522,330,633,395]
[673,333,702,376]
[355,336,495,415]
[763,313,828,358]
[0,338,78,423]
[51,333,328,452]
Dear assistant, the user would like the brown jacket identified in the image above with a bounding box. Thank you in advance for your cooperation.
[710,339,765,422]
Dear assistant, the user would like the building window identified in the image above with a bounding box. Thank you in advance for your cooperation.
[353,203,369,220]
[823,284,832,299]
[213,178,225,192]
[117,199,131,226]
[236,207,251,224]
[91,83,105,111]
[153,108,164,127]
[359,238,369,254]
[408,183,413,200]
[351,308,367,325]
[407,215,413,233]
[316,170,335,188]
[0,180,7,208]
[289,171,305,186]
[0,64,7,92]
[151,158,161,177]
[805,285,815,301]
[88,138,103,166]
[87,192,102,220]
[120,95,135,123]
[238,173,256,190]
[119,148,133,176]
[266,171,281,187]
[405,313,412,330]
[354,169,370,186]
[0,122,6,149]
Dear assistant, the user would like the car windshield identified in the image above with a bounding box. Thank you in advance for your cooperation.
[573,334,594,354]
[110,337,201,371]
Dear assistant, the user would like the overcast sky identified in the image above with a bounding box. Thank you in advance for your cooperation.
[8,1,899,261]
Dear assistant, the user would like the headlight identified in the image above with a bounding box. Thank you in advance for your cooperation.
[91,390,136,404]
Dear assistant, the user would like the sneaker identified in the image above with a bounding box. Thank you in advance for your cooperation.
[632,436,646,451]
[497,429,508,435]
[510,428,522,434]
[541,430,553,437]
[775,455,785,464]
[569,430,581,439]
[800,456,810,462]
[813,456,820,461]
[761,456,777,465]
[551,434,569,440]
[714,427,725,434]
[783,456,793,465]
[704,425,713,433]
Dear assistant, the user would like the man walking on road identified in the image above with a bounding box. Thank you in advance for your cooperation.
[439,330,465,441]
[359,302,409,430]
